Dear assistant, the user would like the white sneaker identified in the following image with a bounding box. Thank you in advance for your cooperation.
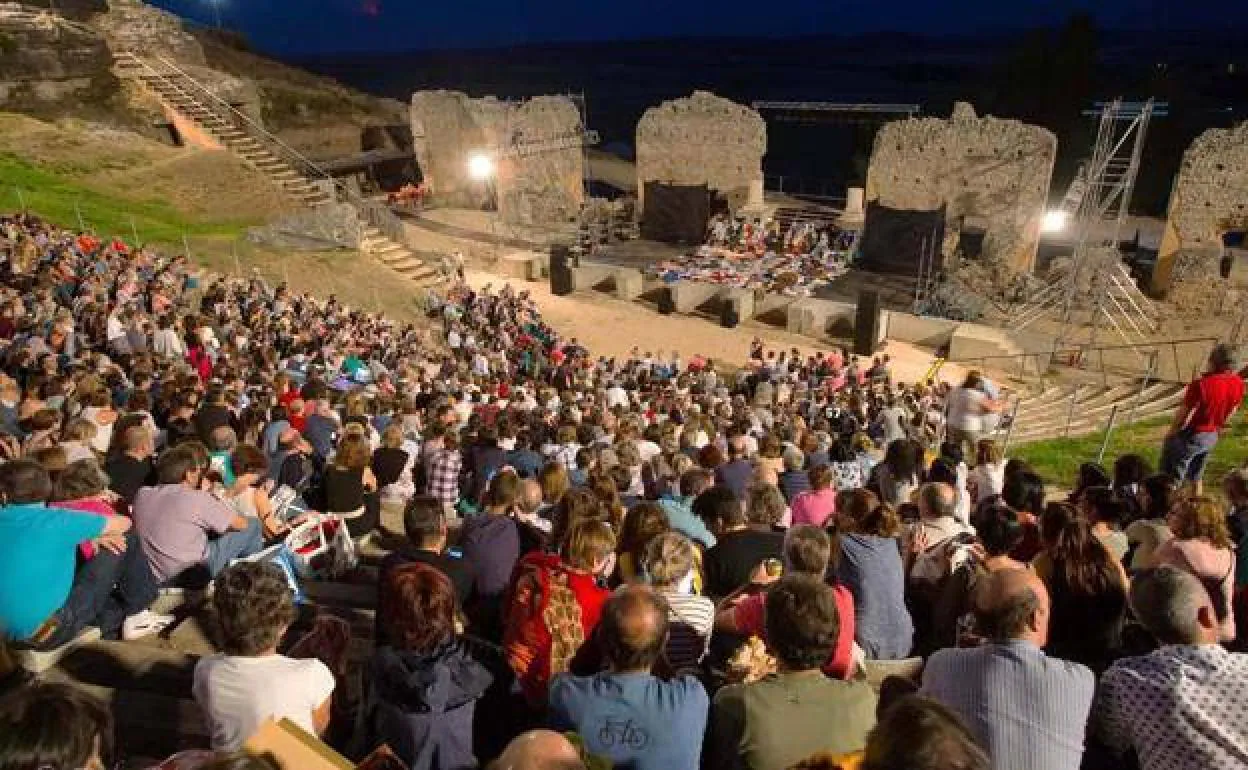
[122,610,176,641]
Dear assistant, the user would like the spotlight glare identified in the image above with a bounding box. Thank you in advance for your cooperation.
[1041,210,1068,234]
[467,154,494,180]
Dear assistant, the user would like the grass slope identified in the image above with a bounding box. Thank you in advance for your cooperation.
[1012,406,1248,485]
[0,154,249,245]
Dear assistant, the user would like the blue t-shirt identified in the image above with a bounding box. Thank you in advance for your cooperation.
[549,672,708,770]
[0,503,106,640]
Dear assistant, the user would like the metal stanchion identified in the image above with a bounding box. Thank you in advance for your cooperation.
[1001,398,1022,454]
[1097,404,1120,464]
[1063,387,1080,438]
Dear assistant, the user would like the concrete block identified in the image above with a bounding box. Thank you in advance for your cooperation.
[886,312,958,348]
[570,264,616,292]
[614,269,645,301]
[726,287,756,320]
[671,281,721,313]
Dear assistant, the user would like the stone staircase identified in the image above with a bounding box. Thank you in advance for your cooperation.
[114,50,444,288]
[1004,380,1186,445]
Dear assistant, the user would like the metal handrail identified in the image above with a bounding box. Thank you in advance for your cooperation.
[124,51,447,279]
[133,52,344,197]
[950,335,1220,382]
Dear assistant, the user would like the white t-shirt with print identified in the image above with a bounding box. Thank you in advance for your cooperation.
[193,653,335,750]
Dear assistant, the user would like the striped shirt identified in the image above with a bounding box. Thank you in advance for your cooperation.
[660,591,714,674]
[920,640,1094,770]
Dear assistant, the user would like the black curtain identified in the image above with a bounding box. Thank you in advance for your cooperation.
[641,182,711,244]
[857,201,947,276]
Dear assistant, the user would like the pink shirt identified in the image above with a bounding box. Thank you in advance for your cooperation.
[733,583,856,679]
[53,498,119,560]
[790,487,837,528]
[1156,537,1237,642]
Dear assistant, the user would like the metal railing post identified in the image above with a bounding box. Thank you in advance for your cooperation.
[1001,398,1022,453]
[74,200,86,232]
[1126,357,1156,427]
[1099,347,1107,387]
[1063,387,1080,438]
[1097,404,1120,464]
[14,187,24,211]
[129,216,140,248]
[1172,343,1182,383]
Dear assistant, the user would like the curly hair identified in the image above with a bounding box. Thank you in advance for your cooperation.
[745,482,786,528]
[641,531,697,588]
[334,431,371,471]
[1170,495,1233,549]
[212,562,296,656]
[381,562,456,654]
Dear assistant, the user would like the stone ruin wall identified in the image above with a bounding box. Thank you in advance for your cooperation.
[866,102,1057,276]
[1153,122,1248,314]
[410,90,585,226]
[635,91,766,212]
[0,3,118,111]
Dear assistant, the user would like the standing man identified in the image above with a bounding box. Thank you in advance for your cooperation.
[920,568,1094,770]
[549,586,708,770]
[1162,343,1243,494]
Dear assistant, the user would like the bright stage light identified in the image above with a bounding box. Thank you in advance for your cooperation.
[1041,210,1068,234]
[467,154,495,180]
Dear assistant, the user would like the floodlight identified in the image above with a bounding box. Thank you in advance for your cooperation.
[467,154,495,180]
[1041,210,1068,234]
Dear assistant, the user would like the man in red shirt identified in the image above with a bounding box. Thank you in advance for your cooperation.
[1162,343,1244,493]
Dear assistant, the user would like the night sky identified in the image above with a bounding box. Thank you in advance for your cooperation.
[152,0,1247,54]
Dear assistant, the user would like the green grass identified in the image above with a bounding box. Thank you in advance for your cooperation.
[0,154,250,246]
[1012,408,1248,486]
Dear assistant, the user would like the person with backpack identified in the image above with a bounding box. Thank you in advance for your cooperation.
[503,519,616,707]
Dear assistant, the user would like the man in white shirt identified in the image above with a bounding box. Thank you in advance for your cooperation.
[946,371,1001,465]
[193,561,335,750]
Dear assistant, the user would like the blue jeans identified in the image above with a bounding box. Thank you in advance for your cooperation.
[38,531,160,649]
[1161,429,1221,482]
[203,518,264,577]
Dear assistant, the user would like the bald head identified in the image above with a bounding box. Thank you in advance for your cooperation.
[518,479,543,515]
[599,585,669,673]
[919,482,956,521]
[490,729,585,770]
[972,568,1049,645]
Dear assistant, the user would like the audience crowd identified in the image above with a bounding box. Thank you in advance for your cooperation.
[1,211,1247,770]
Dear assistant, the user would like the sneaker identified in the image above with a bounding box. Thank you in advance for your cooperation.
[122,610,176,641]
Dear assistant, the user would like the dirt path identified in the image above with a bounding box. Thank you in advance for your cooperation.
[466,270,966,385]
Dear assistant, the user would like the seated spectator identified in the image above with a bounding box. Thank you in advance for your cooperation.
[871,439,920,507]
[550,585,708,770]
[716,524,857,679]
[614,502,670,584]
[372,423,415,504]
[920,568,1094,770]
[1030,503,1128,673]
[1093,566,1248,770]
[790,464,837,528]
[640,531,714,673]
[193,562,335,750]
[133,445,263,584]
[1078,485,1130,562]
[698,485,784,599]
[365,562,493,770]
[490,729,587,770]
[504,519,616,706]
[1125,473,1177,569]
[511,479,553,557]
[379,496,476,636]
[858,695,989,770]
[1001,468,1046,562]
[0,682,115,770]
[836,489,914,660]
[706,574,877,769]
[657,467,716,548]
[715,434,754,500]
[324,430,380,540]
[906,482,973,585]
[777,445,811,504]
[221,444,286,540]
[1154,495,1237,642]
[0,460,167,647]
[105,422,156,507]
[967,439,1006,503]
[461,472,522,603]
[206,425,238,487]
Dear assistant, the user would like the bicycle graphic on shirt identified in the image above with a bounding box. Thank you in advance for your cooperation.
[598,717,650,750]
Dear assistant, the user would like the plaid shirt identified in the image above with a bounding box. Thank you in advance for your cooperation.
[425,447,462,505]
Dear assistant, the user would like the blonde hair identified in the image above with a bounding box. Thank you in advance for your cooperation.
[641,531,696,588]
[334,432,371,470]
[381,423,404,450]
[564,519,617,571]
[1171,496,1233,549]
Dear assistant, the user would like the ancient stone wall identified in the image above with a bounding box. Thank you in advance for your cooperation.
[635,91,766,212]
[0,4,118,111]
[866,102,1056,274]
[1153,122,1248,312]
[91,0,205,65]
[410,90,584,226]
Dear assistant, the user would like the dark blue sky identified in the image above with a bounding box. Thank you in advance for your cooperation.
[154,0,1248,55]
